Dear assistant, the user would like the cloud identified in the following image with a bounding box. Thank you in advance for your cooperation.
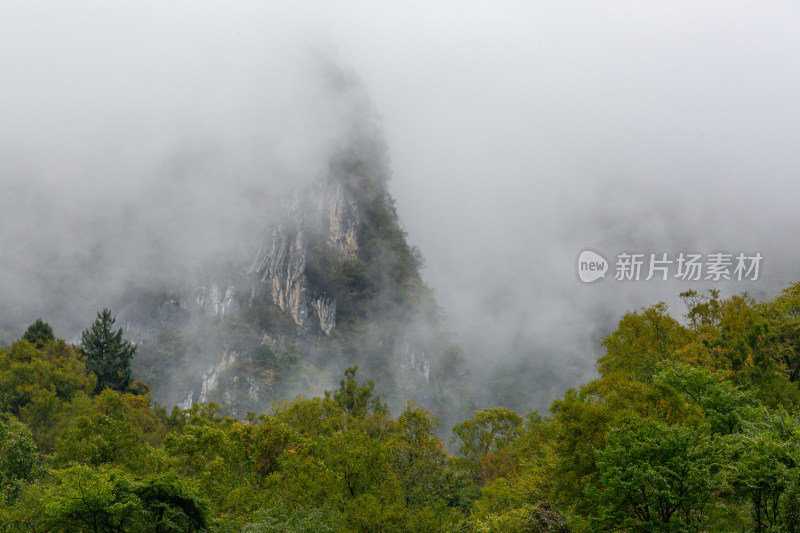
[2,1,800,411]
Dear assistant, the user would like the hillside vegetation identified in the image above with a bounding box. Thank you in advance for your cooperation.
[4,284,800,531]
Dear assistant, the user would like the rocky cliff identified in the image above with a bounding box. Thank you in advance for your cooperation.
[248,178,359,335]
[133,141,471,422]
[124,72,470,424]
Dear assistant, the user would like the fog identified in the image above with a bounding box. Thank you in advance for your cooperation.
[342,2,800,408]
[2,2,800,411]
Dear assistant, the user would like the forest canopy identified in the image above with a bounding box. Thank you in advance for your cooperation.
[4,284,800,531]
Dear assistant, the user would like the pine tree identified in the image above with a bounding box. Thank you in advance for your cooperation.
[80,309,136,394]
[22,318,54,349]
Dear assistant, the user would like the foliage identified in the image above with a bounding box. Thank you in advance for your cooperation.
[13,465,208,533]
[0,417,37,503]
[81,309,136,394]
[329,365,388,418]
[21,318,54,349]
[594,417,723,531]
[7,284,800,529]
[451,407,522,482]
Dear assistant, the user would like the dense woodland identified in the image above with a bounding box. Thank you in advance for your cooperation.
[4,283,800,531]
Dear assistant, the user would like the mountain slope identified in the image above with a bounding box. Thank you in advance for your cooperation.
[126,69,471,426]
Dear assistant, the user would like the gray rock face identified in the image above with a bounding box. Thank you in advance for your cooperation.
[250,224,309,327]
[143,161,439,414]
[394,335,431,383]
[313,296,336,335]
[199,348,238,404]
[249,177,360,334]
[148,176,364,409]
[193,282,238,317]
[178,391,193,411]
[321,181,359,260]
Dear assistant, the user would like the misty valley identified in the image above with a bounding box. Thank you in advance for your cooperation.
[3,5,800,531]
[5,267,800,531]
[5,89,800,530]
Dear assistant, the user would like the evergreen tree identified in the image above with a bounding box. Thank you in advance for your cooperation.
[80,309,136,394]
[331,366,388,418]
[22,318,54,349]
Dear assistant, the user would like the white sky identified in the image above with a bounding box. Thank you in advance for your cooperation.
[3,1,800,406]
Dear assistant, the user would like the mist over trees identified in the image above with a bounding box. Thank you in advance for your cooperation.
[2,3,800,531]
[0,55,473,430]
[3,285,800,530]
[3,2,800,419]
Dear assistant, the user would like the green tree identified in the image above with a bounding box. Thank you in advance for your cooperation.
[595,417,722,531]
[732,431,798,531]
[329,366,388,419]
[0,340,93,418]
[655,362,758,435]
[390,402,449,507]
[474,502,570,533]
[55,396,146,468]
[760,282,800,382]
[0,417,37,502]
[132,473,209,533]
[22,318,54,349]
[451,407,522,481]
[549,388,612,515]
[81,309,136,394]
[33,465,207,533]
[598,302,693,382]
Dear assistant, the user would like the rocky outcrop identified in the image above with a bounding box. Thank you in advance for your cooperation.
[248,176,360,334]
[174,351,236,411]
[394,335,431,382]
[250,224,308,326]
[178,391,193,411]
[320,181,359,260]
[193,282,238,317]
[198,348,238,403]
[84,64,466,423]
[313,296,337,335]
